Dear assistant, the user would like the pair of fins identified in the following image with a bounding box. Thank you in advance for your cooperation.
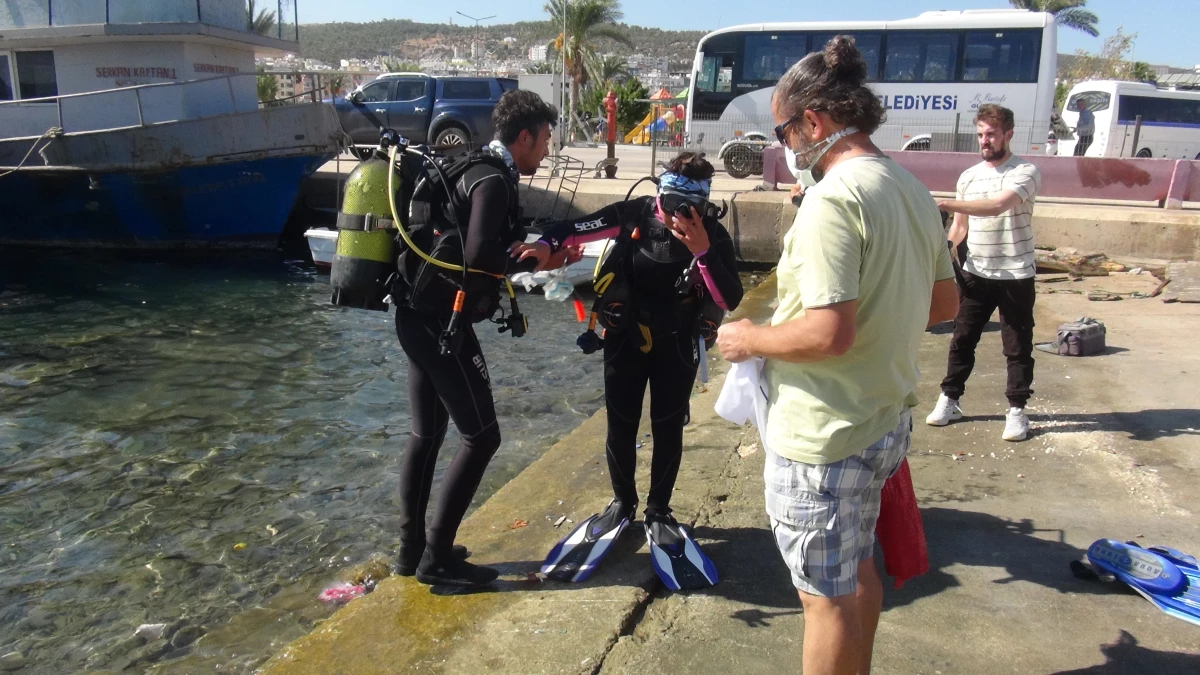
[540,502,718,591]
[1077,538,1200,627]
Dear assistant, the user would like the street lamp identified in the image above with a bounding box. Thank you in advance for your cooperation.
[456,11,495,74]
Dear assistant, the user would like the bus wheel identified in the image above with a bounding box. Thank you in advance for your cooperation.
[724,145,756,179]
[1136,148,1152,158]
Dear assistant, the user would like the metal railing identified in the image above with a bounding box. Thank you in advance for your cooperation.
[0,1,299,42]
[0,73,275,137]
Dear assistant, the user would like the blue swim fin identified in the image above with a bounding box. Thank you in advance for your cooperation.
[645,513,718,591]
[541,501,632,583]
[1086,538,1200,627]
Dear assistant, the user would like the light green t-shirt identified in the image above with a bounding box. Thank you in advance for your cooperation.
[766,155,955,465]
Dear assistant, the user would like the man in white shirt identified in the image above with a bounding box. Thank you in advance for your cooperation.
[927,104,1042,442]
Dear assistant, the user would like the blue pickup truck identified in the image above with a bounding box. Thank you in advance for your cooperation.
[334,73,517,155]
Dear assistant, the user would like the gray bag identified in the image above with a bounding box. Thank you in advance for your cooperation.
[1054,317,1107,356]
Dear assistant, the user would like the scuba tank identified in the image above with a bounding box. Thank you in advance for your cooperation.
[329,140,401,312]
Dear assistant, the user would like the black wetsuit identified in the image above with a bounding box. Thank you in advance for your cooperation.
[395,161,527,574]
[541,196,743,514]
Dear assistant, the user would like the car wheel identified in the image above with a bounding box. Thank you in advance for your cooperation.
[349,146,374,161]
[905,138,932,151]
[435,126,470,148]
[1136,148,1152,158]
[723,145,756,179]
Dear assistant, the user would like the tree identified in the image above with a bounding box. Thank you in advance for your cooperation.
[326,73,346,97]
[587,54,630,84]
[1056,28,1137,109]
[543,0,634,138]
[526,61,559,74]
[383,59,422,73]
[1131,61,1157,84]
[1008,0,1099,37]
[247,0,277,37]
[256,66,278,104]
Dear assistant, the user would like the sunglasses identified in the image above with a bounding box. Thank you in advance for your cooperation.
[774,113,804,145]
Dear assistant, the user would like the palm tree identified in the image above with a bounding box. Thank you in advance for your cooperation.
[1008,0,1099,37]
[587,54,630,84]
[526,62,559,75]
[255,66,278,104]
[1131,61,1157,84]
[247,0,277,37]
[543,0,633,137]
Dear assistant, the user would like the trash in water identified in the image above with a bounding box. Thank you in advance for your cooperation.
[318,582,366,604]
[232,542,247,551]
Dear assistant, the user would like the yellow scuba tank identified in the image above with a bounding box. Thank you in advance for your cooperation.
[329,154,400,311]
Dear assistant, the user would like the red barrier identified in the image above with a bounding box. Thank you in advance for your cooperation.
[761,144,1200,208]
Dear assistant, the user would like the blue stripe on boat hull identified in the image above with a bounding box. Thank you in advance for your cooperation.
[0,154,330,247]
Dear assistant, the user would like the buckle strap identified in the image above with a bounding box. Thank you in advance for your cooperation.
[337,212,396,232]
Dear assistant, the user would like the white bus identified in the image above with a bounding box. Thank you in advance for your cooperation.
[686,10,1058,174]
[1059,80,1200,159]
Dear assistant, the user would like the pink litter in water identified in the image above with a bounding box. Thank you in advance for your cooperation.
[318,583,366,603]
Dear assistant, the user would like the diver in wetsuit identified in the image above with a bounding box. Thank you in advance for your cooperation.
[516,152,743,588]
[393,90,580,588]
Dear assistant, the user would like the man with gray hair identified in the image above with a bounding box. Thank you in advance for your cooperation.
[716,36,958,675]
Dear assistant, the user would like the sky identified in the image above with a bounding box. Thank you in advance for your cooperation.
[298,0,1197,69]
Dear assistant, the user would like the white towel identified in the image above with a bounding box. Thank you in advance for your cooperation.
[714,357,771,452]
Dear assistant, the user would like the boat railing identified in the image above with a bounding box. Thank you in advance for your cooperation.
[0,0,300,43]
[0,73,325,139]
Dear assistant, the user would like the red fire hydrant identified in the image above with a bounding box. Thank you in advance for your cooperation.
[604,89,618,178]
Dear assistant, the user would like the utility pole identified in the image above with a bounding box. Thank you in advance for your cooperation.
[456,11,495,75]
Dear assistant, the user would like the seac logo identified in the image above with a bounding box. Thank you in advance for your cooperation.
[576,218,607,232]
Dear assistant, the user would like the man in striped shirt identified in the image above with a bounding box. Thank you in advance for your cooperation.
[926,104,1042,442]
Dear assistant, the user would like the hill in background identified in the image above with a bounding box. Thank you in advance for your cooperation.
[298,19,704,70]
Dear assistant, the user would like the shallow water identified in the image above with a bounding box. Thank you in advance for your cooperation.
[0,250,606,673]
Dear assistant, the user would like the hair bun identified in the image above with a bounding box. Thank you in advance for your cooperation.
[823,35,867,86]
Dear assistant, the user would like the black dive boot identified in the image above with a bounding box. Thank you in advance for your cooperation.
[414,547,498,588]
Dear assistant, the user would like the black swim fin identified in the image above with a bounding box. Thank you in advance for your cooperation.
[541,500,633,582]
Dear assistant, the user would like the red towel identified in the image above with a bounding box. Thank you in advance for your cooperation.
[876,459,929,589]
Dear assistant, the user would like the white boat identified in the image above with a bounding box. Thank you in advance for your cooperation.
[305,229,608,289]
[305,228,337,268]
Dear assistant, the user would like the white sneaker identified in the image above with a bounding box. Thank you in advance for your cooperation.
[1003,407,1030,441]
[926,394,962,426]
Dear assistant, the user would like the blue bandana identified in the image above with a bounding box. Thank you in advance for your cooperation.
[659,172,711,199]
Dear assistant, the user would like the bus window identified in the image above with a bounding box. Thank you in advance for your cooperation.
[1066,91,1111,112]
[962,30,1040,83]
[809,32,882,81]
[697,54,733,93]
[743,33,807,83]
[1118,96,1170,123]
[884,32,958,83]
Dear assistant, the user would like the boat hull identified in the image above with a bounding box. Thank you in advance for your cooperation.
[0,154,329,247]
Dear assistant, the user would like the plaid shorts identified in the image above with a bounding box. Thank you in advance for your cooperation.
[764,409,912,597]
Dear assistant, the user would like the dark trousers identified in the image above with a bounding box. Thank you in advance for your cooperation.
[941,267,1036,408]
[602,329,699,514]
[1074,134,1093,156]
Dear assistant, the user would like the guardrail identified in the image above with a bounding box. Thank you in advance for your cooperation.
[0,0,299,42]
[761,144,1200,209]
[0,73,292,137]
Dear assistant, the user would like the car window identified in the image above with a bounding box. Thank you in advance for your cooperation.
[393,80,427,101]
[359,80,390,103]
[498,79,518,92]
[441,80,492,100]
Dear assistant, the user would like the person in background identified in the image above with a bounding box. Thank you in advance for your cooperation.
[1073,98,1095,157]
[927,103,1043,443]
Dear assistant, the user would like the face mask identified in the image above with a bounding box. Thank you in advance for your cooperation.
[788,126,858,187]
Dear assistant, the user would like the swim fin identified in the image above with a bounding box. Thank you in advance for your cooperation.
[645,512,718,591]
[541,500,633,582]
[1086,538,1200,627]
